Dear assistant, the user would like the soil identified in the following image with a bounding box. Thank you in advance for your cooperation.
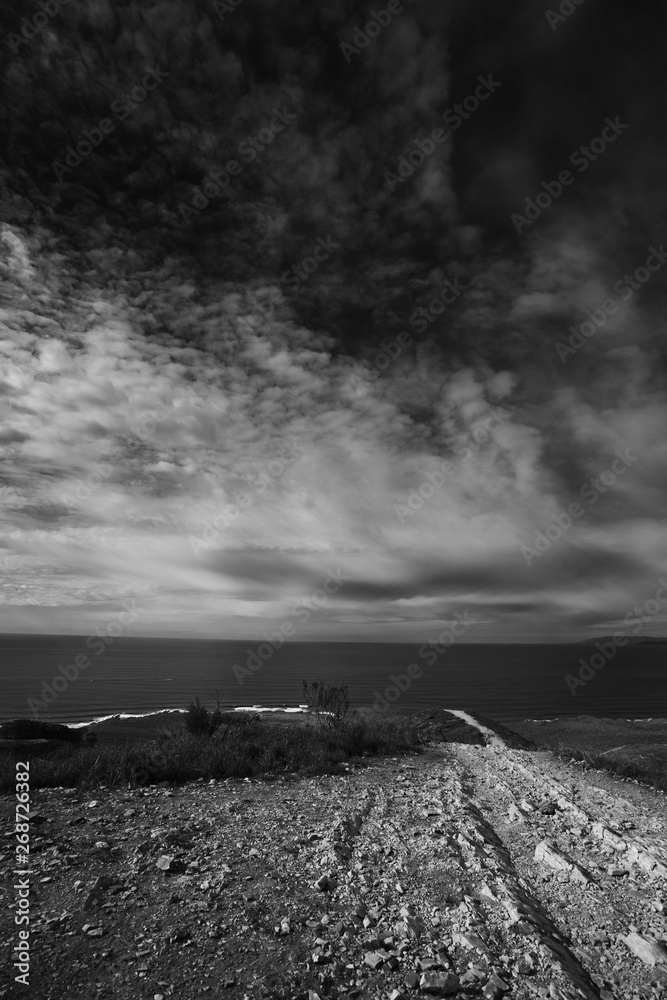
[1,714,666,1000]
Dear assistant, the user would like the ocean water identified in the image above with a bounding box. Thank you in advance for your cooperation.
[0,636,665,726]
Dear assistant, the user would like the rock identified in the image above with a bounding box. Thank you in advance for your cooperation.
[418,971,459,995]
[517,951,537,974]
[623,932,667,966]
[417,958,442,971]
[626,844,666,876]
[534,840,572,871]
[534,840,592,882]
[538,801,559,815]
[364,952,384,969]
[156,855,186,874]
[404,971,420,989]
[591,822,626,851]
[314,874,332,892]
[401,910,426,939]
[82,924,104,937]
[452,930,491,955]
[482,973,510,997]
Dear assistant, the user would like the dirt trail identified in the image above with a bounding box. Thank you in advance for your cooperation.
[435,741,667,999]
[2,726,666,1000]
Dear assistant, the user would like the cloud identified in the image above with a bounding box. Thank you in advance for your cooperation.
[1,232,664,641]
[0,1,665,638]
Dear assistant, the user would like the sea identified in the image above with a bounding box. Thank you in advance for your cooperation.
[1,636,665,727]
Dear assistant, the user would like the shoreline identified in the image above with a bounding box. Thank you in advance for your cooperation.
[16,707,667,748]
[75,706,316,743]
[3,706,667,752]
[5,704,666,728]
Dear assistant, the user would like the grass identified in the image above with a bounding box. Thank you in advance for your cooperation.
[554,743,667,794]
[0,710,423,793]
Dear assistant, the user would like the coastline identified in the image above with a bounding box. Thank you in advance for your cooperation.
[55,706,667,752]
[77,706,315,743]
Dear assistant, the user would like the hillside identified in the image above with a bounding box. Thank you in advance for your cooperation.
[1,714,666,999]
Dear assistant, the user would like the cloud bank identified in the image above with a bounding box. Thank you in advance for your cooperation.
[0,0,665,639]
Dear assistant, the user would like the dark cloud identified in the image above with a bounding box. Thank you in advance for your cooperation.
[0,0,665,637]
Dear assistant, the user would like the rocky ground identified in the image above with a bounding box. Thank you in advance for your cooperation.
[1,715,666,1000]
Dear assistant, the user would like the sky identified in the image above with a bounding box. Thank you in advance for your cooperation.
[0,0,665,641]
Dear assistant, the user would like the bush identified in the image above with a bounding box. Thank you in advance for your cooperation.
[0,719,85,743]
[0,706,425,792]
[302,680,351,727]
[183,693,225,738]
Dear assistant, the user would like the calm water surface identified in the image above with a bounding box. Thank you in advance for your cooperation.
[1,636,665,725]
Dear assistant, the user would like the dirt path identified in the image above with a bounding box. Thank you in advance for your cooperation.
[2,731,666,1000]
